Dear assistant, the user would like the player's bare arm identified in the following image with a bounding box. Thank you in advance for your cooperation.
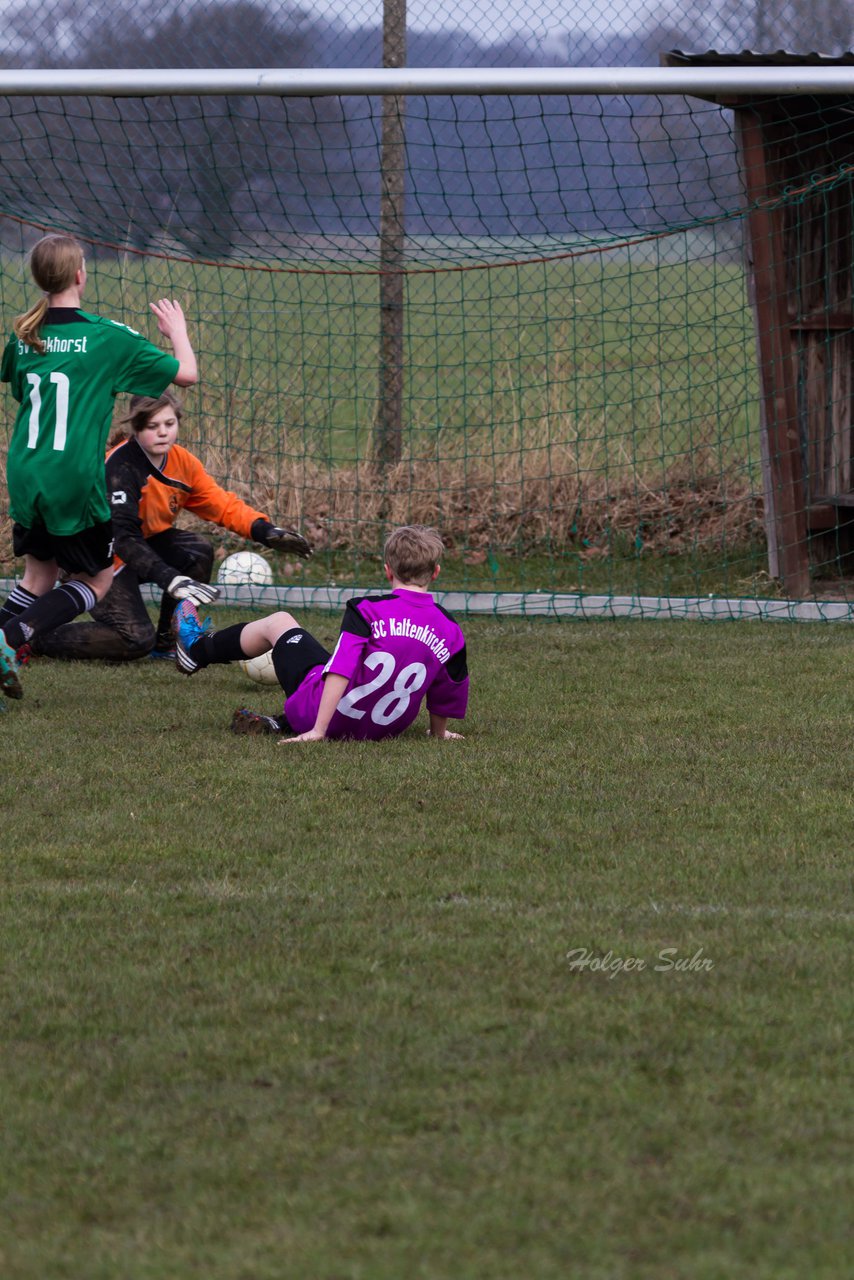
[279,672,349,744]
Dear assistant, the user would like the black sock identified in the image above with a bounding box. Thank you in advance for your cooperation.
[198,623,250,666]
[3,580,97,649]
[0,585,38,631]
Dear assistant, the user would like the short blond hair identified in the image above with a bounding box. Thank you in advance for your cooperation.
[383,525,444,586]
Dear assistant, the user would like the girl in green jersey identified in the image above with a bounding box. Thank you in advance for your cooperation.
[0,232,197,700]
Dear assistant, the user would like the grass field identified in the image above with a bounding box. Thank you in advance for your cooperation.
[209,543,778,600]
[1,610,851,1279]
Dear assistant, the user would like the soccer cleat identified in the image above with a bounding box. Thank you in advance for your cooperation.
[148,646,177,661]
[172,600,212,675]
[0,632,23,700]
[230,707,286,736]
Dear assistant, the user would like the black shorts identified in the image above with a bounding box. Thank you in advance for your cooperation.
[13,520,114,577]
[271,627,331,698]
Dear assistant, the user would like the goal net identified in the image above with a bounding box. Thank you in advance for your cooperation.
[1,68,852,618]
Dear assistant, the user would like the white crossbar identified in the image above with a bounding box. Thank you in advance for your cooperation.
[0,67,851,97]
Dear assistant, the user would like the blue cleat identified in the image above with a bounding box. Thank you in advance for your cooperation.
[148,646,177,661]
[172,601,212,675]
[0,631,23,700]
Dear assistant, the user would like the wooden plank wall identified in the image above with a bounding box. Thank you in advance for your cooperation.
[764,100,854,507]
[740,96,854,581]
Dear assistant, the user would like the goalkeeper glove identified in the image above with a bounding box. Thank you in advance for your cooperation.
[167,576,221,606]
[251,519,313,559]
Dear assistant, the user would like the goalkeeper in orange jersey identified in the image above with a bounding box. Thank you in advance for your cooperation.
[28,390,312,662]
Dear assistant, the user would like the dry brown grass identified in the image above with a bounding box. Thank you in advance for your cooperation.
[0,433,763,573]
[200,434,763,561]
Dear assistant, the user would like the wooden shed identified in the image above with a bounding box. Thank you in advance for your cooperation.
[664,51,854,597]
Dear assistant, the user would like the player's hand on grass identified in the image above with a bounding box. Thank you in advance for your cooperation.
[277,728,327,744]
[167,575,220,606]
[427,714,464,740]
[251,520,313,559]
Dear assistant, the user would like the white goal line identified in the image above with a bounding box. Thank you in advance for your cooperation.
[157,584,854,622]
[3,579,852,622]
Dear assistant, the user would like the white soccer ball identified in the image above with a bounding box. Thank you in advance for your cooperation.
[239,650,280,686]
[217,550,274,587]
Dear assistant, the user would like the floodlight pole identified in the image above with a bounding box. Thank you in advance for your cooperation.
[374,0,406,468]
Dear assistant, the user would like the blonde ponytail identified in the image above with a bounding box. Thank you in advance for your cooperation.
[14,297,49,354]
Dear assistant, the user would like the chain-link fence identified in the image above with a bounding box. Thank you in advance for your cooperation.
[0,2,852,72]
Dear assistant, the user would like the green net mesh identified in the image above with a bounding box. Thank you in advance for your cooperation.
[2,86,854,617]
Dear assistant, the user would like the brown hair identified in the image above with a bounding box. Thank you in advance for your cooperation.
[383,525,444,586]
[108,391,183,450]
[14,234,85,354]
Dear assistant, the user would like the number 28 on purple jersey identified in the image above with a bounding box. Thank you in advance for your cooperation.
[284,587,469,741]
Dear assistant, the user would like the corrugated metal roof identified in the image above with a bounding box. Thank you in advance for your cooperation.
[665,50,854,67]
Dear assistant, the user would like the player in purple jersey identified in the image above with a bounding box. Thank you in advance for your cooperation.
[173,525,469,742]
